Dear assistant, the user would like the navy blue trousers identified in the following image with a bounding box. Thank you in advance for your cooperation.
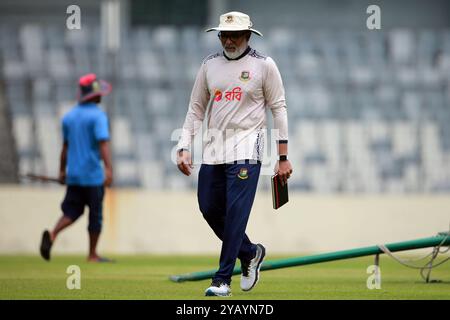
[198,161,261,284]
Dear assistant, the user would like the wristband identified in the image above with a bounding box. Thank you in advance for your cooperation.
[279,155,288,161]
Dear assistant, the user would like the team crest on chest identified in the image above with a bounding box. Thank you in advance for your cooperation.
[238,168,249,180]
[239,71,251,82]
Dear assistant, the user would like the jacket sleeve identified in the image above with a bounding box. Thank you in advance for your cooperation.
[263,57,288,142]
[177,62,210,151]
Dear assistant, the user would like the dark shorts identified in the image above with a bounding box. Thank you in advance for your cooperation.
[61,185,105,232]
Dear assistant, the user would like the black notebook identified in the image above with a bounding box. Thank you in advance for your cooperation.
[271,174,289,209]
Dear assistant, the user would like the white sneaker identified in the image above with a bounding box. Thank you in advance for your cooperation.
[205,280,232,297]
[240,244,266,291]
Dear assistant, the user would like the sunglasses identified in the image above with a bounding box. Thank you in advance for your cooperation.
[218,31,248,41]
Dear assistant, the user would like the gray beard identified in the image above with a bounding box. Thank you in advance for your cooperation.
[224,44,247,60]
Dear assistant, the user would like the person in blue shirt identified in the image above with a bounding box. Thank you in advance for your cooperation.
[40,73,114,262]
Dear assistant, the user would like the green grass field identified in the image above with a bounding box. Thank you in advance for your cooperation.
[0,255,449,300]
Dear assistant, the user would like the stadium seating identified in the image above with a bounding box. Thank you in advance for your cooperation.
[1,24,450,192]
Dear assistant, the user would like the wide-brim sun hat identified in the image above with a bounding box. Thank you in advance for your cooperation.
[205,11,263,37]
[77,73,112,103]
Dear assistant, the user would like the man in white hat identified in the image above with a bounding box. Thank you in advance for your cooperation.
[177,11,292,296]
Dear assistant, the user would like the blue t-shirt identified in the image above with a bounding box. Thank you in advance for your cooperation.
[62,103,110,186]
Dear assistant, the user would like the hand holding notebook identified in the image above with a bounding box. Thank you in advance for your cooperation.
[271,174,289,209]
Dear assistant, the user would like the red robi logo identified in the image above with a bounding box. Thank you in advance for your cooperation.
[214,87,242,102]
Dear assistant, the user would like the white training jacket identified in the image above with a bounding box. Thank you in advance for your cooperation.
[178,47,288,164]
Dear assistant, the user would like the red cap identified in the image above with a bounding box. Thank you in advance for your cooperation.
[79,73,97,86]
[77,73,112,103]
